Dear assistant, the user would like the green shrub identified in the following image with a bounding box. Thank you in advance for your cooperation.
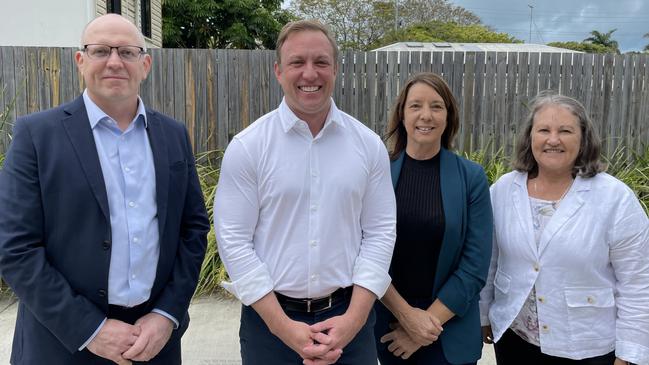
[464,147,510,185]
[193,150,229,296]
[604,145,649,213]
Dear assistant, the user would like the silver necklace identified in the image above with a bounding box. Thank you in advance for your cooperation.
[533,179,574,209]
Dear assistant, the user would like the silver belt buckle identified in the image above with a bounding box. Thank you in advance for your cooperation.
[307,295,333,313]
[323,295,332,311]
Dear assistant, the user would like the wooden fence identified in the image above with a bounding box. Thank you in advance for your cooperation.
[1,47,648,156]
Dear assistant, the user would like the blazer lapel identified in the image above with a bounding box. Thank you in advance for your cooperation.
[434,148,463,293]
[512,172,538,257]
[390,152,405,189]
[145,110,169,238]
[537,176,588,255]
[61,97,110,221]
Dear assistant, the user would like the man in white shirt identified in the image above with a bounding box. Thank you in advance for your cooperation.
[214,20,396,364]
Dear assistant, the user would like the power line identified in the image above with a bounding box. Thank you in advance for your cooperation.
[457,5,648,18]
[492,28,644,37]
[532,18,545,44]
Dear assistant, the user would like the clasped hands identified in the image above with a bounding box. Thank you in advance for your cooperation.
[273,313,364,365]
[86,312,174,365]
[380,307,443,360]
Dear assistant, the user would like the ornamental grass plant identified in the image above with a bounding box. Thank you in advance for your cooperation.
[193,150,229,296]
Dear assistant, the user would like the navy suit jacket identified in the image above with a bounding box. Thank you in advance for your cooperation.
[0,96,210,364]
[390,148,493,364]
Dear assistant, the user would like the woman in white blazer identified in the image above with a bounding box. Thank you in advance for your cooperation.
[479,91,649,365]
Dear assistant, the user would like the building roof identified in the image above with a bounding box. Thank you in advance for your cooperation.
[372,42,582,53]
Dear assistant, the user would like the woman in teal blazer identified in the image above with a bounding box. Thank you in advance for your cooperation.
[374,72,493,365]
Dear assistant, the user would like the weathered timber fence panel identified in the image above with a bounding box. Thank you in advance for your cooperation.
[1,47,648,156]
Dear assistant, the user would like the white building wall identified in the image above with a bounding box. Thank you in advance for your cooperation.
[0,0,95,47]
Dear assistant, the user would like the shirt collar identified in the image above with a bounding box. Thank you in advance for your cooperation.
[83,89,148,129]
[278,97,346,134]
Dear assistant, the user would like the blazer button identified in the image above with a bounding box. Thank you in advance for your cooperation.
[102,240,111,250]
[98,289,107,297]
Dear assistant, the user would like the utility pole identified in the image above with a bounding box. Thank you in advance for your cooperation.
[528,4,534,44]
[395,0,399,32]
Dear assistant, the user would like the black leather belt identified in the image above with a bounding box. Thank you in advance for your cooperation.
[276,287,353,313]
[108,301,150,324]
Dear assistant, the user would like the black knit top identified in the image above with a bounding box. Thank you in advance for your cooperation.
[390,152,445,300]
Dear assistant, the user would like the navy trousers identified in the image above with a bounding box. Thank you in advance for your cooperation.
[239,297,377,365]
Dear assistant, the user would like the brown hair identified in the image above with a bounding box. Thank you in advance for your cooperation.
[385,72,459,160]
[275,20,339,66]
[513,90,605,178]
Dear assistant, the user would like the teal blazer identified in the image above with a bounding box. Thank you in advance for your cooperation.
[390,148,493,364]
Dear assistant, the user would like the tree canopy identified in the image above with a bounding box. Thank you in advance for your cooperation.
[289,0,482,50]
[162,0,294,49]
[547,41,615,54]
[583,29,619,53]
[644,32,649,52]
[370,21,521,49]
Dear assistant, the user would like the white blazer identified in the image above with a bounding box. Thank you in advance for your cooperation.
[479,171,649,364]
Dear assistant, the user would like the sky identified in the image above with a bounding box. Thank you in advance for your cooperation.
[449,0,649,52]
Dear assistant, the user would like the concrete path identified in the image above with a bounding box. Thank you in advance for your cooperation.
[0,295,495,364]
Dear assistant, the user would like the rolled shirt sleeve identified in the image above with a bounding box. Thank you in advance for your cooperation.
[214,139,275,305]
[352,138,396,298]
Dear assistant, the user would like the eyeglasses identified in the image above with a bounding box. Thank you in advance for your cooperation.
[82,44,146,62]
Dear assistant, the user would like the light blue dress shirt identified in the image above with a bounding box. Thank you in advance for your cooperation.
[79,91,177,350]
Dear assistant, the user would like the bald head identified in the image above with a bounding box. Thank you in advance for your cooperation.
[81,14,146,49]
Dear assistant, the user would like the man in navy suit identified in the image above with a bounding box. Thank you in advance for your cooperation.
[0,14,209,364]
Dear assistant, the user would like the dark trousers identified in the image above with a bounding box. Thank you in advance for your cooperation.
[494,329,616,365]
[239,297,377,365]
[374,300,476,365]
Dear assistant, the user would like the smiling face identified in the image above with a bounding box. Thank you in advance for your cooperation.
[274,30,336,125]
[75,14,151,112]
[403,82,448,158]
[531,104,582,176]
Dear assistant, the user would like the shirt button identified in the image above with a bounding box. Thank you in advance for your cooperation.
[541,324,549,332]
[310,204,317,211]
[311,274,318,281]
[310,240,317,247]
[587,296,595,304]
[128,201,136,207]
[124,166,131,172]
[538,296,545,303]
[533,264,540,272]
[131,274,136,279]
[133,237,139,243]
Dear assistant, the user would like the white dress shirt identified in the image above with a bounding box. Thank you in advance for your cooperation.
[214,98,396,306]
[480,171,649,364]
